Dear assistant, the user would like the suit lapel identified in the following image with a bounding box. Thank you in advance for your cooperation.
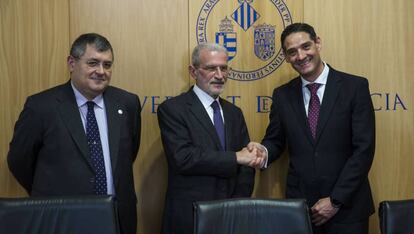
[316,68,341,143]
[187,90,223,150]
[103,88,121,174]
[57,82,95,171]
[288,78,315,144]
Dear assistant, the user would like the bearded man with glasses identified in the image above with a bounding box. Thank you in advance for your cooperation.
[157,43,265,234]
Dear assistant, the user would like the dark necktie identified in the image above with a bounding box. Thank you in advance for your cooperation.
[86,101,107,195]
[307,83,321,139]
[211,101,225,150]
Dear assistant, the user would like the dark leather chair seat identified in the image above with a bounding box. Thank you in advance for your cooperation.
[379,199,414,234]
[194,198,313,234]
[0,195,119,234]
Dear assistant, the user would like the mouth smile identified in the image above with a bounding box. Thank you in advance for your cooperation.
[296,57,311,68]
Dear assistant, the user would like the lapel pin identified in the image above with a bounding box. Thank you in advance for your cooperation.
[118,109,123,115]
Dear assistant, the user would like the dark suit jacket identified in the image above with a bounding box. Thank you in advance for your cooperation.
[157,88,255,234]
[8,81,141,234]
[262,66,376,223]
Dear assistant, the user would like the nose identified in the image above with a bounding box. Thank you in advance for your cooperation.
[297,49,306,60]
[96,64,105,75]
[215,67,224,79]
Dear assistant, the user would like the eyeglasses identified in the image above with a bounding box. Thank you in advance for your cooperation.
[198,65,229,75]
[85,59,113,71]
[72,56,113,71]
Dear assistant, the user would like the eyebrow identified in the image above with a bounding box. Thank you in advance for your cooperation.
[204,64,228,68]
[286,41,313,52]
[86,58,113,63]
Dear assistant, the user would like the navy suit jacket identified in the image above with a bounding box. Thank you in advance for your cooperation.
[8,81,141,234]
[157,88,255,234]
[262,66,376,222]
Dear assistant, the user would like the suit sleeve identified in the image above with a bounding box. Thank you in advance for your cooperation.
[233,111,255,197]
[157,102,239,178]
[331,78,375,206]
[261,88,287,164]
[131,94,141,162]
[7,97,43,193]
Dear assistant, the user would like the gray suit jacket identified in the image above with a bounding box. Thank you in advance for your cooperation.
[8,81,141,234]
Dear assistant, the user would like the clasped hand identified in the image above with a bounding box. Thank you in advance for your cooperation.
[236,142,268,169]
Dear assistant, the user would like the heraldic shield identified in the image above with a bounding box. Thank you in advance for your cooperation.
[254,24,275,61]
[216,32,237,61]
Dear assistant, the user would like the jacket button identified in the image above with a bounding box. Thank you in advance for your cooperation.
[89,177,95,183]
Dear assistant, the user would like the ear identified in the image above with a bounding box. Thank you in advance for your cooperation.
[315,36,322,51]
[189,65,198,80]
[67,56,76,72]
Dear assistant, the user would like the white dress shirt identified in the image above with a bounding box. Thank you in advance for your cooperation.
[192,84,224,124]
[301,62,330,115]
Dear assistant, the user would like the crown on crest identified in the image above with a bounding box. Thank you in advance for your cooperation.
[219,16,234,32]
[254,23,275,32]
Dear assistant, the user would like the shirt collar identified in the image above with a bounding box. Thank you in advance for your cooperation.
[301,62,330,88]
[192,84,220,109]
[71,82,104,109]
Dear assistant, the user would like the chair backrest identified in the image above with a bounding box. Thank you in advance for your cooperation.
[379,199,414,234]
[194,198,313,234]
[0,195,119,234]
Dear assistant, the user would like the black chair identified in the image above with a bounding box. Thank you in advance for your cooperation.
[379,199,414,234]
[194,198,313,234]
[0,195,119,234]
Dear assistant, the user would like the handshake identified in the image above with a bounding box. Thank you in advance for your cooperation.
[236,142,268,169]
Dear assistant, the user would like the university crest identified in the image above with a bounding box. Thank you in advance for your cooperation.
[195,0,293,81]
[254,24,275,61]
[216,17,237,61]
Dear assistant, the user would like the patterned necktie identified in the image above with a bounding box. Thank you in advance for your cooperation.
[307,83,321,139]
[86,101,107,195]
[211,101,226,150]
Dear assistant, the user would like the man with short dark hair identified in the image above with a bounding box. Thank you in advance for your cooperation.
[158,43,263,234]
[8,33,141,234]
[249,23,376,234]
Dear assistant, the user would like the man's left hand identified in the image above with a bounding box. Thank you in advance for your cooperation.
[310,197,339,226]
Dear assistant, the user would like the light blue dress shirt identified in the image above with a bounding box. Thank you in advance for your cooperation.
[71,83,115,195]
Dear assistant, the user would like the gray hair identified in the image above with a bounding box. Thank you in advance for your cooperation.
[191,43,228,67]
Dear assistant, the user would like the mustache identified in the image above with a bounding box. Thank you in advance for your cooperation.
[210,80,225,85]
[90,77,106,81]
